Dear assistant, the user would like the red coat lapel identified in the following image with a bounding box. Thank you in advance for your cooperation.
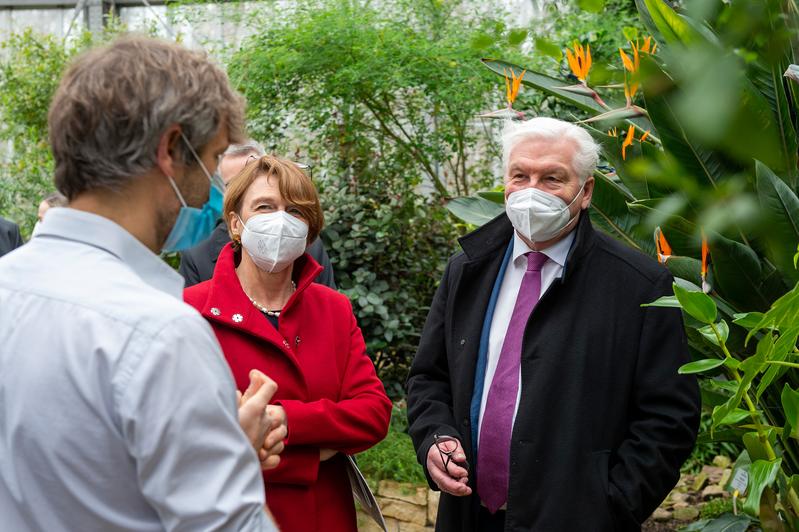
[198,243,323,373]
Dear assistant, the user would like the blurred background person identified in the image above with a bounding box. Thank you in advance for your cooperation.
[37,191,68,221]
[0,216,23,257]
[32,191,68,237]
[179,141,335,288]
[0,35,281,531]
[184,155,391,532]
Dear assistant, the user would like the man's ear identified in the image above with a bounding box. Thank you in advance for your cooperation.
[581,176,595,209]
[155,125,183,179]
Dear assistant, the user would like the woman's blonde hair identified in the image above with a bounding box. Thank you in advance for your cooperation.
[223,155,324,249]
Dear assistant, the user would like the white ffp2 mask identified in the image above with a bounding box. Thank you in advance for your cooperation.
[238,211,309,273]
[505,187,584,242]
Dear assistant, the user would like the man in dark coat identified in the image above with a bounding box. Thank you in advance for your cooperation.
[179,141,335,288]
[0,217,23,258]
[406,117,700,531]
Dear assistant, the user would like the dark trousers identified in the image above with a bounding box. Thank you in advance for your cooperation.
[478,505,506,532]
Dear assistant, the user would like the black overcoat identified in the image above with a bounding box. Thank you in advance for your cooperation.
[407,212,700,531]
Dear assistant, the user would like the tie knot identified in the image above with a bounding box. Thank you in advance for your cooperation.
[525,251,548,272]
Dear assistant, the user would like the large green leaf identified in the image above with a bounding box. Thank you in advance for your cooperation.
[755,160,799,284]
[781,383,799,440]
[673,282,717,323]
[708,233,770,312]
[585,123,664,201]
[678,358,725,374]
[642,69,743,191]
[480,59,654,132]
[445,196,503,226]
[637,0,706,47]
[742,458,781,516]
[756,326,799,400]
[748,59,798,188]
[589,171,653,254]
[678,513,751,532]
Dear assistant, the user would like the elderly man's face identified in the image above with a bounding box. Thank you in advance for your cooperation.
[218,152,253,185]
[504,136,593,213]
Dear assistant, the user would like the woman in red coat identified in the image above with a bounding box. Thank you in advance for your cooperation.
[184,155,392,532]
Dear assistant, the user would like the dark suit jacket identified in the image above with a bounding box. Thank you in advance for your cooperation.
[178,222,336,289]
[406,212,700,532]
[0,217,23,258]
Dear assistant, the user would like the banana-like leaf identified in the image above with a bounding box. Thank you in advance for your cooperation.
[480,58,654,132]
[589,170,653,254]
[627,200,700,254]
[636,0,706,47]
[707,233,771,312]
[642,69,743,191]
[476,190,504,204]
[748,59,798,188]
[584,123,660,200]
[445,196,503,227]
[755,160,799,285]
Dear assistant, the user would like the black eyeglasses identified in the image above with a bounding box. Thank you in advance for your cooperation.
[434,434,469,473]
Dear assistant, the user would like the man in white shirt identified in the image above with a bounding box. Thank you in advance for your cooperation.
[0,36,282,531]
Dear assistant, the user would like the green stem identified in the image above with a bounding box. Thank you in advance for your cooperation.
[711,322,778,462]
[764,360,799,369]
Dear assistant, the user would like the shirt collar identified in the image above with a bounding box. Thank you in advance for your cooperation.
[37,208,185,298]
[511,228,576,268]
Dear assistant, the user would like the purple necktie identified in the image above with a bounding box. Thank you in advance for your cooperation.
[477,251,548,513]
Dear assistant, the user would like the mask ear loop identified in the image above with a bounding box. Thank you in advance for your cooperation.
[179,131,226,192]
[165,174,188,208]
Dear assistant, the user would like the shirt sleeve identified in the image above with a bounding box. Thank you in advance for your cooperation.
[115,314,277,532]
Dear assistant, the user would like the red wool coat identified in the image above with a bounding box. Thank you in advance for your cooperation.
[184,243,392,532]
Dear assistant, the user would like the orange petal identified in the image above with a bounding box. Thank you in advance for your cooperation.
[619,48,634,72]
[654,227,673,264]
[639,130,650,143]
[642,36,652,54]
[701,231,709,278]
[652,42,658,54]
[566,49,580,78]
[584,44,592,79]
[621,125,635,160]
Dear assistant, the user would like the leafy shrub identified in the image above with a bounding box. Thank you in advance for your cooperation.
[356,403,426,486]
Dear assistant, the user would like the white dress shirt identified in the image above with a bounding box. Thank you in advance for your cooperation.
[0,208,276,532]
[477,229,575,444]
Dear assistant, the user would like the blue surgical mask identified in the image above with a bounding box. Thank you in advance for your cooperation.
[161,134,225,253]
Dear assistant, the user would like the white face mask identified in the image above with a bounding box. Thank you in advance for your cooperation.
[237,211,309,273]
[505,186,584,243]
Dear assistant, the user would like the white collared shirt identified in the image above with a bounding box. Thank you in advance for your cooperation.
[0,208,275,532]
[477,229,576,444]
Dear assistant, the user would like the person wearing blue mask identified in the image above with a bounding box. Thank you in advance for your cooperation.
[0,36,283,531]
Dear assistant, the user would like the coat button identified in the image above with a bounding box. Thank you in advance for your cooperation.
[232,313,243,323]
[462,417,469,426]
[460,338,466,346]
[210,307,220,316]
[283,340,290,349]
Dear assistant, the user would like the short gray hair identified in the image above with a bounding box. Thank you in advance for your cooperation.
[502,117,600,182]
[49,35,246,200]
[224,140,266,158]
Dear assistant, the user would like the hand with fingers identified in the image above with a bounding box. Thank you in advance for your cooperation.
[236,370,279,458]
[426,434,472,497]
[259,405,288,470]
